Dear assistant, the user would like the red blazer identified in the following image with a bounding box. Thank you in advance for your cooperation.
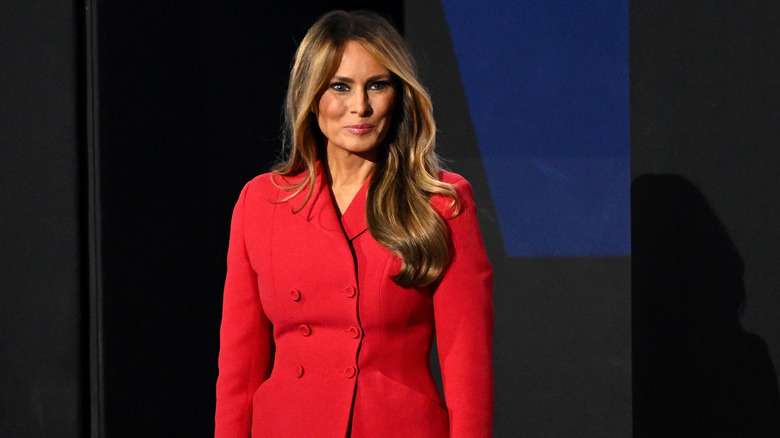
[215,162,493,438]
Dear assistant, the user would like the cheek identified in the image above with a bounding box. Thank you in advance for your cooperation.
[316,100,338,133]
[319,95,344,116]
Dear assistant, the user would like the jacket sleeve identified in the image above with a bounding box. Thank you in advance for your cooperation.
[215,181,274,438]
[433,176,494,438]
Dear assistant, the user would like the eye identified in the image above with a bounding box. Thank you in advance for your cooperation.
[329,82,349,92]
[369,81,392,91]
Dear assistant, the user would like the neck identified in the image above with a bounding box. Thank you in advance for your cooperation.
[323,146,377,215]
[324,147,377,190]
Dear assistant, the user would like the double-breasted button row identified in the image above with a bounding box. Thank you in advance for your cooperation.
[297,324,359,338]
[293,287,356,300]
[287,285,358,380]
[293,364,357,379]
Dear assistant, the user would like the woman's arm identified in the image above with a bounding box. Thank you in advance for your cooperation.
[433,175,494,438]
[215,182,274,438]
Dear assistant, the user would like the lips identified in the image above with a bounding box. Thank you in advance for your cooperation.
[345,124,374,135]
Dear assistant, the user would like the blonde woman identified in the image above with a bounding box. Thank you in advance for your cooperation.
[215,10,493,438]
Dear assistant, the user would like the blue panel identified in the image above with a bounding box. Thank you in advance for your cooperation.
[441,0,630,256]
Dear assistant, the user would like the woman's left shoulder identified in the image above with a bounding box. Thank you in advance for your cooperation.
[431,170,476,215]
[438,170,467,187]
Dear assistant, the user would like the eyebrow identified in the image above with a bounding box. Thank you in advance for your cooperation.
[330,74,393,83]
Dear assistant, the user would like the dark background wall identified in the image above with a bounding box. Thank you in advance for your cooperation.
[631,1,780,371]
[631,1,780,435]
[1,1,85,437]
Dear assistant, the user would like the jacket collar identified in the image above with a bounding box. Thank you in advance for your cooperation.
[340,176,369,241]
[289,160,369,241]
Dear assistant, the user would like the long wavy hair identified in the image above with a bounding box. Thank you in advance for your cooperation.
[274,10,459,288]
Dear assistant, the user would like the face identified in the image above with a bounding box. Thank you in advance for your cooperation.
[316,40,397,161]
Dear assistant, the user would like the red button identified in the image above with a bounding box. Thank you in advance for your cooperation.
[298,324,312,337]
[346,327,361,339]
[290,289,301,302]
[294,365,304,378]
[343,286,356,298]
[343,366,357,378]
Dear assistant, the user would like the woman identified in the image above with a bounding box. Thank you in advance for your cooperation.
[215,10,493,438]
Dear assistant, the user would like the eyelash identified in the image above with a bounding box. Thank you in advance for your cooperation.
[328,81,391,92]
[330,82,349,92]
[370,81,391,90]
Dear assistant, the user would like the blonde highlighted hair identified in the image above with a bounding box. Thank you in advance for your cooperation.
[274,10,459,287]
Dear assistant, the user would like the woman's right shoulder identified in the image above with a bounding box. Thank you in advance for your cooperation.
[230,173,287,227]
[230,173,279,212]
[238,172,274,197]
[238,169,308,204]
[244,171,276,191]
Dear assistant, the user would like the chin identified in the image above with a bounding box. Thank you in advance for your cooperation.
[345,139,382,154]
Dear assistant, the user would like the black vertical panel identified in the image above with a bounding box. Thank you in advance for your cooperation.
[95,2,402,436]
[0,1,85,437]
[631,0,780,435]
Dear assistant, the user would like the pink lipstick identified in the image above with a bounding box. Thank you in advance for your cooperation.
[345,124,374,135]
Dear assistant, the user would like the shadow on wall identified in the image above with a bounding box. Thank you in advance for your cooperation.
[631,174,780,437]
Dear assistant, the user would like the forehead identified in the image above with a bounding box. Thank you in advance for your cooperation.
[332,40,389,75]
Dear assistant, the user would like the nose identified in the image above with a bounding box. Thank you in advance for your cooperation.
[350,89,372,116]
